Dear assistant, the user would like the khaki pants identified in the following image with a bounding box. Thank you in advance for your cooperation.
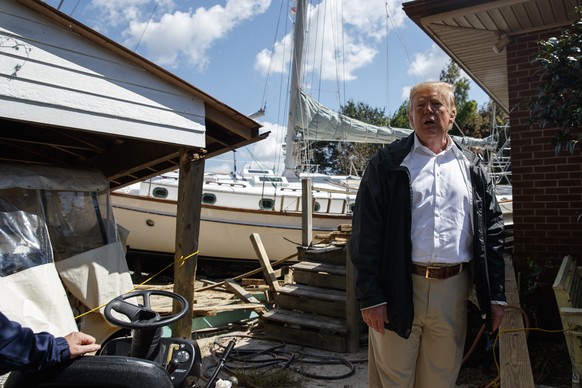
[368,269,471,388]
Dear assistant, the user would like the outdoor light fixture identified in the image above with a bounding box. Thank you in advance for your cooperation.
[493,33,511,54]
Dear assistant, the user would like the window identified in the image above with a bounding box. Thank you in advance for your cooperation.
[258,176,284,183]
[152,187,168,199]
[259,198,274,210]
[201,193,216,205]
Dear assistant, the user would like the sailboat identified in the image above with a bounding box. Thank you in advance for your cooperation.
[111,0,512,262]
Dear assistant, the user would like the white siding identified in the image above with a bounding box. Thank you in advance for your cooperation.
[0,0,205,147]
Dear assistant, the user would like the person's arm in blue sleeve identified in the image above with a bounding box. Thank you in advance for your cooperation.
[0,311,100,375]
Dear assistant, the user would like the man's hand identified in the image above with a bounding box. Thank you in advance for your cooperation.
[361,304,389,335]
[491,304,505,333]
[64,332,101,359]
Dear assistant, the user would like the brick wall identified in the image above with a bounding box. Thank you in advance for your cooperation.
[507,28,582,268]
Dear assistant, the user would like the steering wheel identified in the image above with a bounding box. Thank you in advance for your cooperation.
[104,290,189,330]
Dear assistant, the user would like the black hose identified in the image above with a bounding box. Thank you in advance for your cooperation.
[206,339,236,388]
[203,334,356,382]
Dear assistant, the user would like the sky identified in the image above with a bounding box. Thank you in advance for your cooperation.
[43,0,492,174]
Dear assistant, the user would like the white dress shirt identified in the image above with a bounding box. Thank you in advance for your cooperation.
[402,135,473,265]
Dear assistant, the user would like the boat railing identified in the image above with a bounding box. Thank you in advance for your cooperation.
[276,191,354,216]
[204,181,248,189]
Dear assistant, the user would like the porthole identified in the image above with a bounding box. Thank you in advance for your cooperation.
[202,193,217,205]
[314,201,321,212]
[349,203,356,213]
[152,187,168,199]
[259,198,274,210]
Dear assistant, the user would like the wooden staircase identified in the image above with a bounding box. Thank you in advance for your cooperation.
[251,233,361,353]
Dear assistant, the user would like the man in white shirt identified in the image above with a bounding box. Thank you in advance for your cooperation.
[349,81,506,387]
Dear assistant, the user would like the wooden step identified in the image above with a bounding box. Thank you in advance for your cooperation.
[261,308,347,332]
[261,308,349,352]
[291,261,346,290]
[298,246,346,265]
[277,284,346,318]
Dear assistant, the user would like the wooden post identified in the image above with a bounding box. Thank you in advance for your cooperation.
[250,233,281,293]
[499,253,535,387]
[172,148,205,339]
[345,249,361,352]
[301,178,312,247]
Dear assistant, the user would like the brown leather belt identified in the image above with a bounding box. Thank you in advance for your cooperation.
[412,263,465,280]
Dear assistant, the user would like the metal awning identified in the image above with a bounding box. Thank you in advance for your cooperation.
[403,0,582,112]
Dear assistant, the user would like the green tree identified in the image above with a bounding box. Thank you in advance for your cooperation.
[389,100,410,129]
[310,100,388,175]
[439,60,484,138]
[529,7,582,154]
[439,60,470,106]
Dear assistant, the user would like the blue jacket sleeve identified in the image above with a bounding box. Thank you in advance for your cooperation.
[0,311,70,375]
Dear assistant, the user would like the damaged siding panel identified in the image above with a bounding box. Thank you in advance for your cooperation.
[0,0,205,147]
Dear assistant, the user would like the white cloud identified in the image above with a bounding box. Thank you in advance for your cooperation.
[399,44,449,101]
[400,85,411,102]
[206,120,286,173]
[88,0,271,71]
[255,0,407,83]
[407,43,448,79]
[88,0,174,32]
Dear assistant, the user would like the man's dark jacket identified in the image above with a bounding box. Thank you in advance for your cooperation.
[349,134,506,339]
[0,312,70,375]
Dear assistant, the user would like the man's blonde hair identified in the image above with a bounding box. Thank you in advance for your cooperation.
[407,81,457,115]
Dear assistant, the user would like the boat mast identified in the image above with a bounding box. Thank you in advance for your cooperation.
[283,0,307,178]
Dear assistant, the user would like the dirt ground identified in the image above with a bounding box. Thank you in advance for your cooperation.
[193,320,573,388]
[0,321,572,388]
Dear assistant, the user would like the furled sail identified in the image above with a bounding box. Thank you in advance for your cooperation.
[293,89,497,150]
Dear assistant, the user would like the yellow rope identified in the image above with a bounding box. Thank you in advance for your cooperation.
[487,326,567,387]
[73,250,199,320]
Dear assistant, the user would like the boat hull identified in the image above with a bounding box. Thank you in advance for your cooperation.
[111,193,351,261]
[112,188,513,262]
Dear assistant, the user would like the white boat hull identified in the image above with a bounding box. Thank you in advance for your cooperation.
[112,192,351,261]
[112,191,513,263]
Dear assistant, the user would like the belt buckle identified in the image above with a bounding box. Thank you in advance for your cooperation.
[425,266,441,279]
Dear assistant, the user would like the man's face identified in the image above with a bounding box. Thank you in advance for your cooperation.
[408,86,455,145]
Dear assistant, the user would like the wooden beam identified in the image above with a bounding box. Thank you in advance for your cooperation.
[195,251,298,292]
[499,254,535,387]
[250,233,281,293]
[172,149,204,338]
[224,279,263,307]
[301,178,313,247]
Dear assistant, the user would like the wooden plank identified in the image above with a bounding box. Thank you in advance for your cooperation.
[261,308,347,332]
[194,303,266,316]
[262,322,346,353]
[195,252,298,292]
[292,271,345,290]
[301,178,313,247]
[291,261,347,276]
[224,279,262,305]
[278,284,346,301]
[553,255,574,308]
[172,151,204,338]
[277,284,346,317]
[276,294,346,318]
[499,254,535,388]
[250,233,282,293]
[298,246,345,265]
[345,249,361,353]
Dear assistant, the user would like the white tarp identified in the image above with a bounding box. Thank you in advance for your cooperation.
[0,263,78,337]
[0,163,109,192]
[0,163,130,343]
[294,90,498,150]
[56,241,133,343]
